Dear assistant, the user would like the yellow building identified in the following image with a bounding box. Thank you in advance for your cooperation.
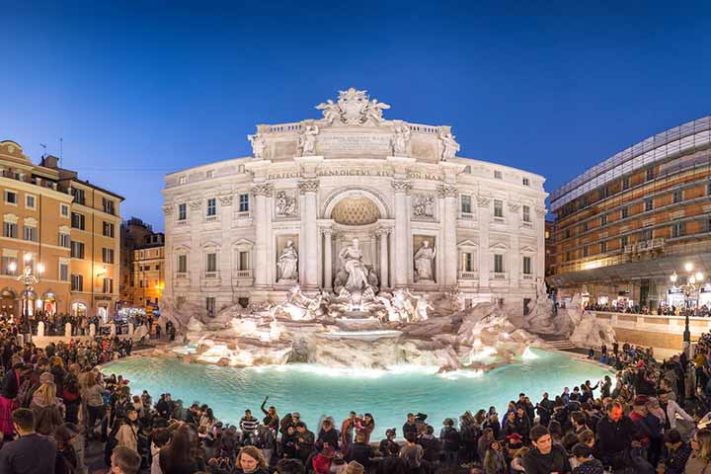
[130,232,165,307]
[0,140,123,319]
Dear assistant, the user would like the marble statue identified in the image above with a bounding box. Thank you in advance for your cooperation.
[392,289,416,322]
[275,191,296,217]
[438,127,460,161]
[315,88,390,126]
[413,293,433,321]
[391,122,411,155]
[247,133,266,159]
[414,240,436,281]
[298,124,319,156]
[277,241,298,281]
[338,238,371,293]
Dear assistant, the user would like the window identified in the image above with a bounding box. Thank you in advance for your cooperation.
[23,226,37,242]
[622,177,630,190]
[583,246,589,257]
[102,248,114,264]
[564,228,571,239]
[206,297,216,316]
[103,222,114,237]
[178,176,187,185]
[71,212,85,230]
[59,263,69,282]
[523,256,532,275]
[1,257,17,275]
[671,222,685,238]
[239,194,250,212]
[645,198,653,212]
[600,241,607,253]
[60,204,69,217]
[463,252,473,272]
[239,251,249,270]
[600,214,607,226]
[3,222,17,239]
[71,188,85,205]
[71,241,85,259]
[206,253,217,272]
[461,195,472,214]
[641,229,653,241]
[177,255,187,273]
[494,254,504,273]
[581,222,588,233]
[565,251,572,262]
[708,180,711,196]
[522,177,530,186]
[494,200,504,218]
[621,207,629,219]
[4,191,16,205]
[71,274,83,292]
[178,203,187,221]
[494,170,502,179]
[102,278,113,294]
[673,189,683,203]
[206,198,217,217]
[646,168,655,181]
[102,198,115,215]
[25,195,35,209]
[522,205,531,223]
[621,235,628,248]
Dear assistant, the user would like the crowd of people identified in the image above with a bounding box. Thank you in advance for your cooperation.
[583,302,711,318]
[0,319,710,473]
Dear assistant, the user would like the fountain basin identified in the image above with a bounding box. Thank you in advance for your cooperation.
[318,330,402,341]
[104,349,610,439]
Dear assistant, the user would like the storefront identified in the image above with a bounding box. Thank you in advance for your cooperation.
[699,285,711,308]
[0,288,16,318]
[667,287,685,308]
[71,301,87,317]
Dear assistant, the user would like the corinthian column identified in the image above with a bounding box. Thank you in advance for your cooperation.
[439,184,458,287]
[392,179,412,287]
[252,183,273,288]
[477,194,491,288]
[376,228,390,289]
[299,179,319,290]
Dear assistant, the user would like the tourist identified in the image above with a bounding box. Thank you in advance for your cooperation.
[0,408,56,474]
[659,390,695,431]
[233,445,270,474]
[660,429,692,474]
[53,424,79,474]
[595,401,635,470]
[311,445,335,474]
[159,423,206,474]
[316,417,339,451]
[378,428,400,457]
[570,443,603,474]
[150,428,170,474]
[29,372,63,436]
[260,396,279,431]
[402,413,418,440]
[522,425,571,474]
[0,363,23,440]
[399,432,424,470]
[345,431,372,469]
[82,370,106,440]
[483,439,506,474]
[440,417,461,466]
[294,422,314,464]
[686,427,711,473]
[356,413,375,445]
[275,458,305,474]
[110,445,142,474]
[115,407,140,454]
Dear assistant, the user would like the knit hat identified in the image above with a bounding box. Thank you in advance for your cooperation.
[344,461,365,474]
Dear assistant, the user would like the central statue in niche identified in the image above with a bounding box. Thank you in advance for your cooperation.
[333,238,379,301]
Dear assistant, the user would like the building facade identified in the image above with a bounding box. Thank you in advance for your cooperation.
[162,89,547,317]
[120,217,155,305]
[549,116,711,309]
[128,231,165,307]
[0,141,123,319]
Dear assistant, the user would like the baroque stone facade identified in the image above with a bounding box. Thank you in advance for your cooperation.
[162,89,547,315]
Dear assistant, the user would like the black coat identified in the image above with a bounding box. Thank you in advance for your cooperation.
[1,369,19,399]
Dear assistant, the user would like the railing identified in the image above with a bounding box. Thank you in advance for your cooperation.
[459,213,474,220]
[264,123,303,133]
[492,272,508,280]
[234,269,253,278]
[204,271,218,279]
[459,271,478,280]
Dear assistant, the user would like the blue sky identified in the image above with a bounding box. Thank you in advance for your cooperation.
[2,1,711,230]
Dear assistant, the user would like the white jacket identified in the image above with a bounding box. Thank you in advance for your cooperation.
[665,399,694,429]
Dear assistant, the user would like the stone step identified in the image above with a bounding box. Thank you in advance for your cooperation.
[545,339,576,350]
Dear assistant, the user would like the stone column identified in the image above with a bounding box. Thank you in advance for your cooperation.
[477,195,491,288]
[535,207,547,279]
[392,179,412,288]
[322,227,333,291]
[251,183,273,288]
[439,184,458,287]
[299,179,319,290]
[508,203,521,284]
[377,228,390,289]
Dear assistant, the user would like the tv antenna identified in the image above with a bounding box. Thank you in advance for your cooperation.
[39,143,47,158]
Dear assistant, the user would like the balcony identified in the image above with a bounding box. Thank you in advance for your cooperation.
[458,271,478,280]
[234,269,252,278]
[232,269,254,287]
[492,272,508,280]
[201,272,221,289]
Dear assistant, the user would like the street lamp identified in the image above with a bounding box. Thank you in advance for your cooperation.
[16,254,41,339]
[670,263,705,356]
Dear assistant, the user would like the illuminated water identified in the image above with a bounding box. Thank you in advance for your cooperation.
[104,349,609,438]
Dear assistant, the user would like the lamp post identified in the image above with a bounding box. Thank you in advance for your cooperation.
[11,254,43,340]
[670,263,705,357]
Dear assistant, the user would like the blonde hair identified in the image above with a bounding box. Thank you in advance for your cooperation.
[236,446,267,468]
[697,428,711,462]
[49,356,64,369]
[33,382,57,406]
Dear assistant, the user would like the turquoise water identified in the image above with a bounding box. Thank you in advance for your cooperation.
[104,349,609,438]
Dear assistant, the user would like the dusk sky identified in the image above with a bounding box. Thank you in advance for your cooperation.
[2,1,711,230]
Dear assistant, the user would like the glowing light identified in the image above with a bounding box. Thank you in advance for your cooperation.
[36,263,45,274]
[670,272,678,283]
[696,272,704,282]
[685,262,694,273]
[582,260,602,270]
[7,262,16,273]
[23,253,32,263]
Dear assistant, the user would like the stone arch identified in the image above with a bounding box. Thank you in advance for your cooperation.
[322,187,391,221]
